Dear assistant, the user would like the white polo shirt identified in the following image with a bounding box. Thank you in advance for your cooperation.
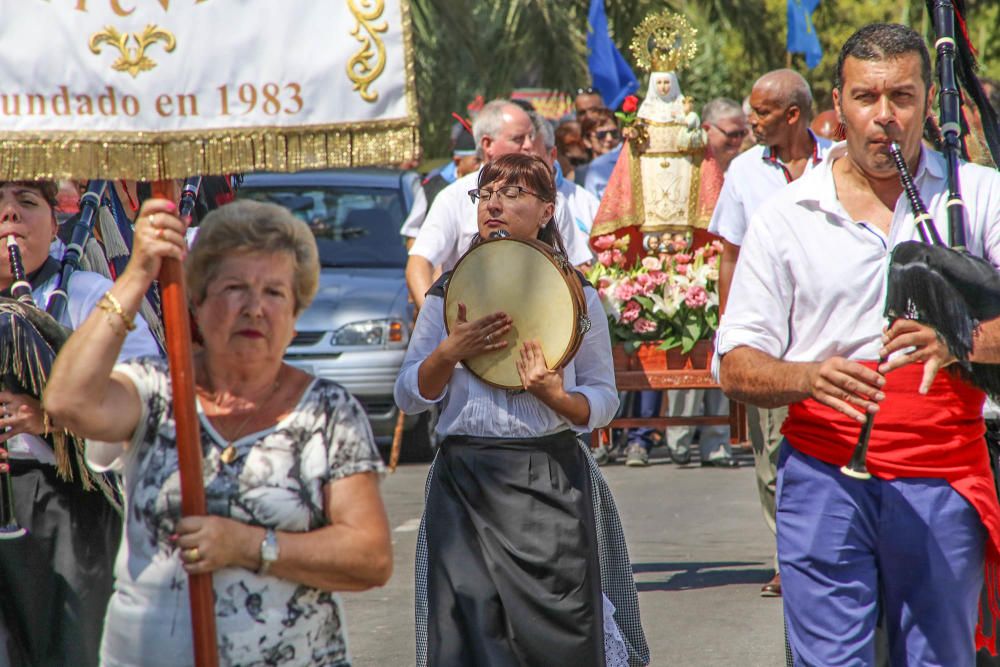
[715,144,1000,372]
[708,130,834,246]
[409,168,594,271]
[557,177,601,237]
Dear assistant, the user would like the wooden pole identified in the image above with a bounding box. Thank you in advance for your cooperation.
[152,180,219,667]
[388,408,405,473]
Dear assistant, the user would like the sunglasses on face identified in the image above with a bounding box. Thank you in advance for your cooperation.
[711,124,750,141]
[568,156,589,167]
[593,129,621,142]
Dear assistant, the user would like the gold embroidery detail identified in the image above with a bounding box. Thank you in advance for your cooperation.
[89,24,177,78]
[3,1,420,178]
[347,0,388,103]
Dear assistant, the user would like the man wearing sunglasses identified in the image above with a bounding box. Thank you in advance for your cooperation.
[709,68,833,600]
[406,99,594,309]
[702,98,751,173]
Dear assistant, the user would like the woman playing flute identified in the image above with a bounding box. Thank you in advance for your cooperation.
[0,180,159,667]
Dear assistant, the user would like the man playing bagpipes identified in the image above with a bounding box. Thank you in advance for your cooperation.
[716,23,1000,665]
[0,180,160,667]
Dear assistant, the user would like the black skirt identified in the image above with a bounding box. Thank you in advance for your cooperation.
[0,460,121,667]
[425,431,604,667]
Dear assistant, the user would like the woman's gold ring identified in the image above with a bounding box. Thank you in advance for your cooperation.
[486,334,493,344]
[149,213,158,228]
[183,547,200,563]
[157,227,166,240]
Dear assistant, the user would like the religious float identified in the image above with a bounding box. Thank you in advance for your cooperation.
[587,10,746,445]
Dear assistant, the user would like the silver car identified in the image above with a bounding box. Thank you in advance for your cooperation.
[237,168,436,460]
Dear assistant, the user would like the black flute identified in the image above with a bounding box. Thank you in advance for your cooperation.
[840,143,935,479]
[0,236,32,538]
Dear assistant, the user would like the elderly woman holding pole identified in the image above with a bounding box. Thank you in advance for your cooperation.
[45,198,392,667]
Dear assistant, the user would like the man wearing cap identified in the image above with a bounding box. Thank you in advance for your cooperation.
[400,128,479,247]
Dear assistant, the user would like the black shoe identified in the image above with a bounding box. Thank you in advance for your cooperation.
[701,457,739,468]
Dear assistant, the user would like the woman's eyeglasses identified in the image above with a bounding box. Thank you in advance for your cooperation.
[575,87,597,96]
[710,124,750,141]
[593,129,621,142]
[468,185,543,204]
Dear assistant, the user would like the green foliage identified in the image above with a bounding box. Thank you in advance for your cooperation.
[408,0,999,158]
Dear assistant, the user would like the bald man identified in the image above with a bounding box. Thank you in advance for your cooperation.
[709,68,834,598]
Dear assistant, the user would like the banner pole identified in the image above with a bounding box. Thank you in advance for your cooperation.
[152,180,219,667]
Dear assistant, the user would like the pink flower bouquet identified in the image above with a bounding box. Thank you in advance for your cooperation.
[589,234,722,353]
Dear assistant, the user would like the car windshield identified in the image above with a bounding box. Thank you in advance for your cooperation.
[238,185,408,268]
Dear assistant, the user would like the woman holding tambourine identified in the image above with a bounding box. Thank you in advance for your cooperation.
[395,153,622,666]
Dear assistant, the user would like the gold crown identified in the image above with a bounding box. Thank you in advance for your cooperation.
[630,11,698,73]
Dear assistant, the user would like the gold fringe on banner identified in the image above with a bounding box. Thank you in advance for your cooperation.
[0,121,420,181]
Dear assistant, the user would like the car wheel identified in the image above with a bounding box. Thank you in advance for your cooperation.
[401,409,438,463]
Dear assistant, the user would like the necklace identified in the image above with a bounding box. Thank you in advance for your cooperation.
[204,375,282,465]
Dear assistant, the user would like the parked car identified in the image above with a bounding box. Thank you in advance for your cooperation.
[236,168,437,461]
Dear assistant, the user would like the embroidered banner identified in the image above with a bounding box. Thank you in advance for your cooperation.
[0,0,420,179]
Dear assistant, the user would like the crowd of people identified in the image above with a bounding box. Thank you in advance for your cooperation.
[1,17,1000,667]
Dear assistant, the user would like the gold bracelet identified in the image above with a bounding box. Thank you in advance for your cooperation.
[97,291,136,332]
[95,299,128,336]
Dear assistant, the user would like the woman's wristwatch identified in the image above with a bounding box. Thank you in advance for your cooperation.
[258,528,279,575]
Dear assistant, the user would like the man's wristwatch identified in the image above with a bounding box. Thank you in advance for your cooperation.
[258,528,279,575]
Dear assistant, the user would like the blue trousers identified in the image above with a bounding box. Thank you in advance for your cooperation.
[776,442,985,667]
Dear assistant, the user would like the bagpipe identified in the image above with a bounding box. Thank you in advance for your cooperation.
[0,184,119,535]
[842,0,1000,479]
[0,175,237,539]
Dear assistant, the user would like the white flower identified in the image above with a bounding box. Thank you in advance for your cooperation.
[649,292,678,318]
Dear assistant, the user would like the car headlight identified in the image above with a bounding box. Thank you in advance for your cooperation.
[332,319,409,347]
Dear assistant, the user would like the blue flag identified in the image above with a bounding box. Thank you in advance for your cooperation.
[586,0,638,110]
[787,0,822,69]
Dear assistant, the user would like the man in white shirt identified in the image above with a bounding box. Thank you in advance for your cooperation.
[717,24,1000,665]
[405,100,593,308]
[708,68,833,598]
[528,110,600,241]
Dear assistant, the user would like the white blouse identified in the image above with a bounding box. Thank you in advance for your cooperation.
[394,286,619,438]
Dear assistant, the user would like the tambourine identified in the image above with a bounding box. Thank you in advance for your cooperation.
[443,237,590,390]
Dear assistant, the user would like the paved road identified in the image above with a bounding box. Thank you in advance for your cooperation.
[342,446,787,666]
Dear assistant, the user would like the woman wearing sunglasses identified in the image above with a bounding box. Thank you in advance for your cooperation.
[582,109,623,159]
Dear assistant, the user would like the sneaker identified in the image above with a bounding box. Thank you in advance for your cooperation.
[624,443,649,467]
[592,443,615,466]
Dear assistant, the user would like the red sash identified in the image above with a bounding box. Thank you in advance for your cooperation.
[782,361,1000,653]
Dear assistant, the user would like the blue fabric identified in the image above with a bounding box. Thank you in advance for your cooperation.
[583,145,621,200]
[776,442,985,667]
[786,0,823,69]
[586,0,638,110]
[627,391,661,450]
